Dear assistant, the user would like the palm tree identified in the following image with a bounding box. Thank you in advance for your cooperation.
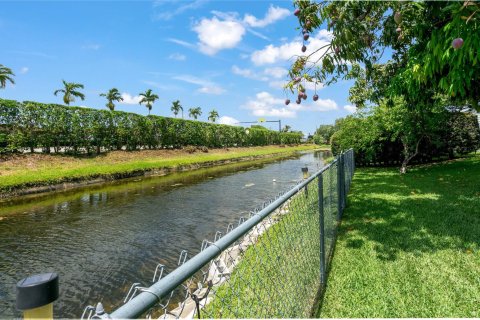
[139,89,159,115]
[54,80,85,105]
[208,109,219,123]
[188,107,202,120]
[99,88,123,111]
[0,64,15,89]
[171,100,183,118]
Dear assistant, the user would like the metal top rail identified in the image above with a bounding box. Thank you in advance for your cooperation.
[109,157,340,319]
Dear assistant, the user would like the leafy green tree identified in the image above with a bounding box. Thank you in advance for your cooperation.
[313,124,336,145]
[0,64,15,89]
[375,98,446,173]
[251,125,268,130]
[54,80,85,105]
[139,89,159,115]
[208,109,219,123]
[282,125,291,132]
[289,1,480,110]
[99,88,123,111]
[444,111,480,157]
[171,100,183,118]
[188,107,202,120]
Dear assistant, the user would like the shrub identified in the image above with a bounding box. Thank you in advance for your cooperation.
[0,99,303,154]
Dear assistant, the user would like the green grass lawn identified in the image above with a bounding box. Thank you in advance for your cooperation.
[0,144,322,193]
[318,154,480,317]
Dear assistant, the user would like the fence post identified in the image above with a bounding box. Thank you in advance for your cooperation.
[341,153,345,210]
[301,167,309,198]
[318,173,326,285]
[336,153,343,220]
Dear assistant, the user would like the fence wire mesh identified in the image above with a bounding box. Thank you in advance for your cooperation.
[82,149,354,319]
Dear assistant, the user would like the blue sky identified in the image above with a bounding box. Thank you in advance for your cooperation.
[0,0,356,136]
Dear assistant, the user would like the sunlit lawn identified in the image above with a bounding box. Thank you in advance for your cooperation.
[318,154,480,317]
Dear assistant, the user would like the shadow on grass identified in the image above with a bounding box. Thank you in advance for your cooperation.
[339,155,480,261]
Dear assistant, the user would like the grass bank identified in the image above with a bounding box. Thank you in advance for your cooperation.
[0,144,322,197]
[318,154,480,317]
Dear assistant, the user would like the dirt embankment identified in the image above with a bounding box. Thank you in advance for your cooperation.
[0,145,322,199]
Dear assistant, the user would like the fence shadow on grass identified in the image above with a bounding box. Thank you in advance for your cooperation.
[339,155,480,262]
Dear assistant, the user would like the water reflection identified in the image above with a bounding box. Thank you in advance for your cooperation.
[0,150,329,318]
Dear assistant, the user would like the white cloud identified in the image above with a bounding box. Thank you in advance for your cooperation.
[242,91,338,118]
[243,5,290,28]
[251,29,333,66]
[253,108,296,118]
[267,79,324,91]
[168,53,186,61]
[232,65,268,81]
[191,6,290,56]
[173,75,225,95]
[218,116,240,126]
[19,67,29,74]
[307,99,338,111]
[263,67,288,79]
[167,38,196,49]
[193,16,245,55]
[232,66,289,83]
[82,43,101,50]
[246,28,270,41]
[289,98,338,112]
[198,86,225,95]
[120,93,142,105]
[142,80,180,91]
[154,0,209,20]
[242,91,296,118]
[344,104,357,113]
[268,81,288,89]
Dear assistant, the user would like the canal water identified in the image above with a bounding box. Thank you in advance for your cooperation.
[0,150,329,318]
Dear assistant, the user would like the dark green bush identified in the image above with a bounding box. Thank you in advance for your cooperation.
[331,111,480,166]
[0,99,302,154]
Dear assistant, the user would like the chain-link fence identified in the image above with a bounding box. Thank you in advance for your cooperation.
[82,149,354,319]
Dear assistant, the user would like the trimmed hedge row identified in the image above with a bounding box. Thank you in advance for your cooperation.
[0,99,302,154]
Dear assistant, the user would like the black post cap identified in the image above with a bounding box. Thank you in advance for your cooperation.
[16,273,59,310]
[301,167,309,173]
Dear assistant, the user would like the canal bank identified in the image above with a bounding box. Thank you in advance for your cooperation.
[0,144,323,199]
[0,149,330,318]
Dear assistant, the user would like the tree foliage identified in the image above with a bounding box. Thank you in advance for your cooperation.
[189,107,202,120]
[289,1,480,171]
[0,99,302,154]
[313,124,337,145]
[99,88,123,111]
[208,109,219,123]
[139,89,159,115]
[289,1,480,109]
[171,100,183,118]
[331,106,480,169]
[0,64,15,89]
[54,80,85,105]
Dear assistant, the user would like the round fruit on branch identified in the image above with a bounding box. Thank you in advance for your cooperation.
[452,38,464,50]
[394,12,402,24]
